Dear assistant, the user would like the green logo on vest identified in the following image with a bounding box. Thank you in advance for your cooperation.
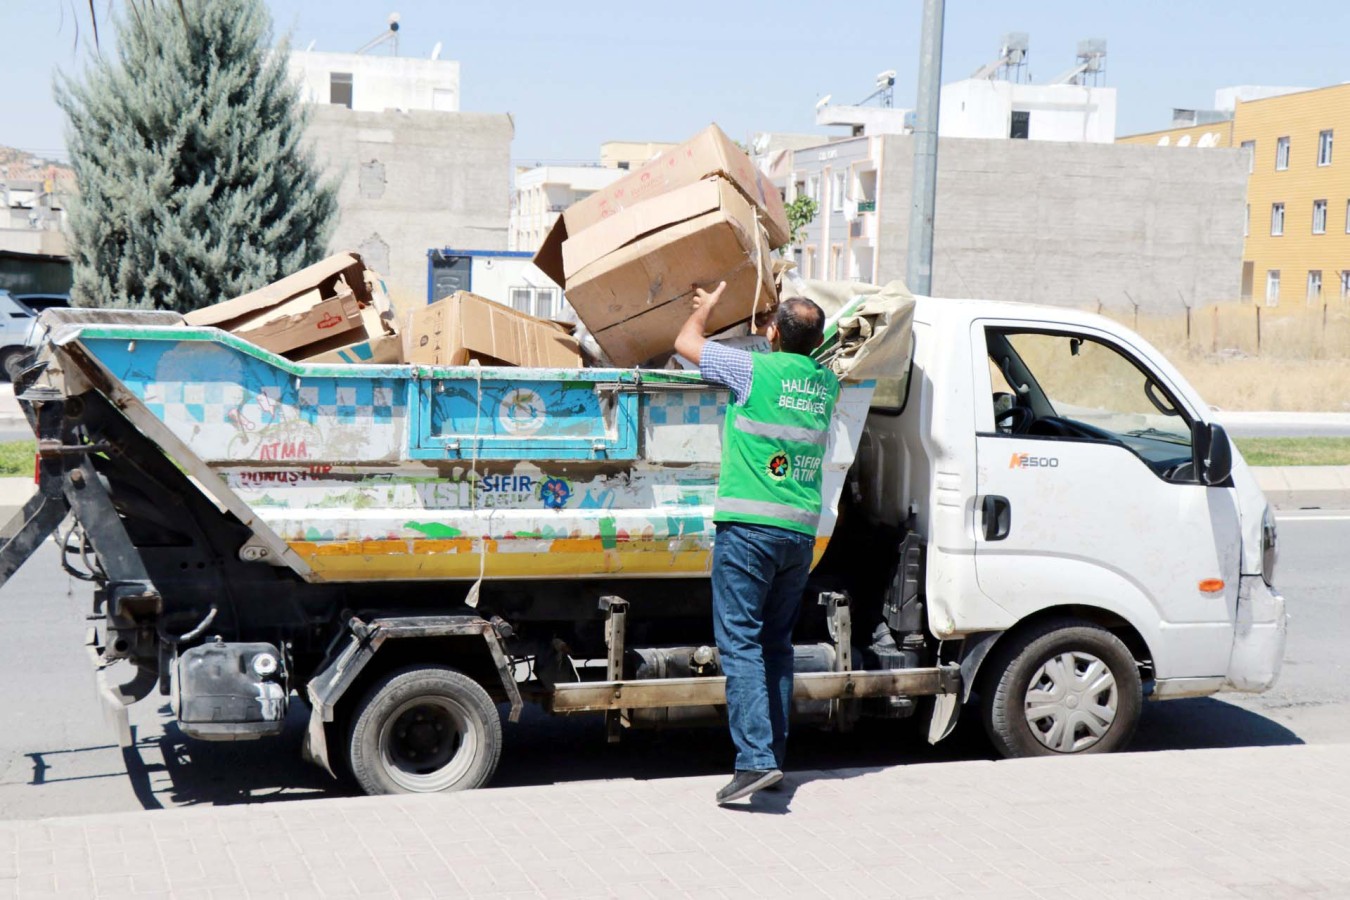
[766,452,790,481]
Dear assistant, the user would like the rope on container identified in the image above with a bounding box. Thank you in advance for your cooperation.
[464,363,487,608]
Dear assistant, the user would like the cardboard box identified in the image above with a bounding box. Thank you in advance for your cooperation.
[408,292,582,369]
[230,289,364,355]
[533,124,790,286]
[560,178,733,281]
[294,305,403,364]
[184,252,372,328]
[562,180,775,368]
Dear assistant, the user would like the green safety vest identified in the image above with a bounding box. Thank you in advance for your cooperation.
[714,352,840,536]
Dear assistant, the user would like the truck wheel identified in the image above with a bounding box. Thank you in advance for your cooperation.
[348,666,502,795]
[982,620,1142,758]
[2,348,28,382]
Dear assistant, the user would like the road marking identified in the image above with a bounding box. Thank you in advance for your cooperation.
[1276,514,1350,522]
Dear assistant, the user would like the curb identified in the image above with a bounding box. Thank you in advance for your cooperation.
[1251,466,1350,511]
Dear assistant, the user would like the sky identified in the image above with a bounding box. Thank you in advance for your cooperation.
[1,0,1345,165]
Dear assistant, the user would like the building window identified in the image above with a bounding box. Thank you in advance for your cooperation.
[509,287,558,319]
[831,245,843,278]
[1313,199,1328,234]
[330,72,353,109]
[1319,129,1334,166]
[1346,199,1350,234]
[1270,202,1284,236]
[807,175,820,203]
[832,172,846,213]
[1275,136,1290,170]
[1341,270,1350,301]
[1243,204,1249,237]
[1010,110,1030,139]
[1266,270,1280,306]
[1240,140,1255,173]
[1308,270,1323,304]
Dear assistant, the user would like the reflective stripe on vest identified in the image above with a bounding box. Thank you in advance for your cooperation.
[732,416,829,448]
[714,497,822,529]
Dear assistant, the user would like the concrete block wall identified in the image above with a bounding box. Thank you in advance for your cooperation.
[877,136,1247,312]
[304,106,513,308]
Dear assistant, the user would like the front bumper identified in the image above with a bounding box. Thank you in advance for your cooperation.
[1223,576,1287,693]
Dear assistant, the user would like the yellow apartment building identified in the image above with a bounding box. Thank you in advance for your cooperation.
[1119,83,1350,308]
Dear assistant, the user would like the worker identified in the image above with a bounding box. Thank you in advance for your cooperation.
[675,281,840,805]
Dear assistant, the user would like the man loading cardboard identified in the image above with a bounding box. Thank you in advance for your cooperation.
[675,281,840,805]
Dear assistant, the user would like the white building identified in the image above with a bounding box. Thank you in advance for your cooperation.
[938,79,1116,143]
[508,166,624,252]
[288,50,460,112]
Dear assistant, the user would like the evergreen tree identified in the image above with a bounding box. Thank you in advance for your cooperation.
[57,0,336,311]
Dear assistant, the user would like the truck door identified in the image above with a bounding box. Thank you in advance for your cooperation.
[971,323,1241,681]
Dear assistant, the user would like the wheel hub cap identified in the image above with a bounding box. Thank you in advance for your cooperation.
[1023,651,1118,752]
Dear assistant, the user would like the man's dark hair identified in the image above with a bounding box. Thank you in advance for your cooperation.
[774,297,826,356]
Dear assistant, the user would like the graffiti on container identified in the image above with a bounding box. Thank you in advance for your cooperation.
[259,440,311,461]
[235,466,333,485]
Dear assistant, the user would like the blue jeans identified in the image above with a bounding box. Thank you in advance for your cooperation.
[711,522,815,772]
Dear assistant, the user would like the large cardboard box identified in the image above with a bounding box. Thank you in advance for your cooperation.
[408,292,582,369]
[562,178,775,368]
[533,124,789,285]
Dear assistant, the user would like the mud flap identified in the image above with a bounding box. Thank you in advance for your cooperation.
[927,692,961,744]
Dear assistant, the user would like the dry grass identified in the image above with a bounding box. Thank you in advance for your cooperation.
[1094,303,1350,412]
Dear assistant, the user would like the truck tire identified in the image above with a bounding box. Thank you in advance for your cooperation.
[982,620,1142,758]
[2,348,28,383]
[348,665,502,795]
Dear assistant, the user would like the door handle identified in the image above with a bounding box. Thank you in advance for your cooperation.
[982,495,1011,541]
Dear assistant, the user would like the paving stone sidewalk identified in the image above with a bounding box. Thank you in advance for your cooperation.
[1,743,1347,899]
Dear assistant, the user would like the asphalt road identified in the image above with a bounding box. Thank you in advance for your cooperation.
[0,515,1345,821]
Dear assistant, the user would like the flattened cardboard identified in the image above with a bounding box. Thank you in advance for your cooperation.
[298,332,403,365]
[233,289,363,355]
[409,292,582,369]
[561,178,728,281]
[564,191,775,367]
[293,304,402,364]
[184,252,370,327]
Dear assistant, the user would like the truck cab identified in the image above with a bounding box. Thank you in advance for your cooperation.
[856,297,1285,754]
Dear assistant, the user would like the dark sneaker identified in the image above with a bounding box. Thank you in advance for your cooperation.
[716,769,783,804]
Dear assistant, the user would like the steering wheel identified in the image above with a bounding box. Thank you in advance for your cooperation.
[995,405,1033,435]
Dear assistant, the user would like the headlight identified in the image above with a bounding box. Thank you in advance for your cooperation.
[1261,506,1278,587]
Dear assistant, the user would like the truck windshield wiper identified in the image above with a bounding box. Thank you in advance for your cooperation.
[1125,427,1189,446]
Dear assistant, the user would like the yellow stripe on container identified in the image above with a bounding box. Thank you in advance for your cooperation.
[287,537,831,581]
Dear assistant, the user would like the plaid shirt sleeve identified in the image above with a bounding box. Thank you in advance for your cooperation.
[698,341,754,405]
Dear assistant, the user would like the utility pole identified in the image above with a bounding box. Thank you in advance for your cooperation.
[906,0,945,296]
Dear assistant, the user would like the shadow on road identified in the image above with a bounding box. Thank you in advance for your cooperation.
[23,694,1304,810]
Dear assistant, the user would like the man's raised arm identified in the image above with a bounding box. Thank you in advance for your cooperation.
[673,281,726,366]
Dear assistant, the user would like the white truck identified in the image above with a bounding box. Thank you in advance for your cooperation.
[0,292,1286,794]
